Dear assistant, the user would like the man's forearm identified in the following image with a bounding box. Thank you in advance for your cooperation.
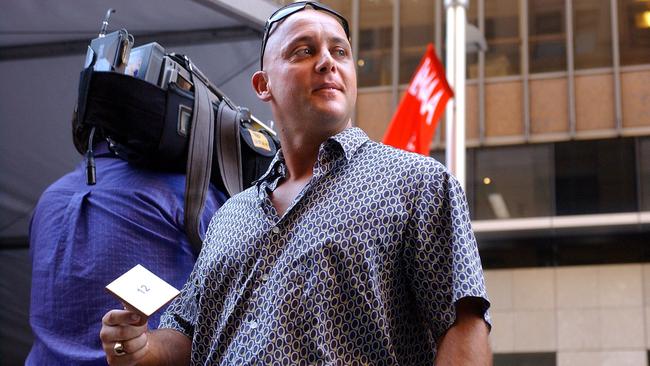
[434,299,492,365]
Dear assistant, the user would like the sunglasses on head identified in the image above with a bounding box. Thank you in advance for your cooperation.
[259,1,351,70]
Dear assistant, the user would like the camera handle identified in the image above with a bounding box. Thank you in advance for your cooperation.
[99,9,115,37]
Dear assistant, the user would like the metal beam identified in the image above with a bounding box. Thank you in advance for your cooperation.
[610,0,623,133]
[445,0,468,188]
[352,0,360,127]
[566,0,576,138]
[478,0,486,145]
[521,0,531,141]
[392,0,400,110]
[0,26,261,61]
[191,0,278,30]
[473,211,650,233]
[434,0,443,147]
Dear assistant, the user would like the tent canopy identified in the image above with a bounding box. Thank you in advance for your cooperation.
[0,0,280,242]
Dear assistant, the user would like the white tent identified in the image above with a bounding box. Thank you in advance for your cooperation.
[0,0,278,362]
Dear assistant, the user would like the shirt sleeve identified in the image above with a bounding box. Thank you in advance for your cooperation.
[158,266,200,337]
[158,190,224,337]
[404,161,490,340]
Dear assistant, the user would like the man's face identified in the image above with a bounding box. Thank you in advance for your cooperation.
[254,9,357,132]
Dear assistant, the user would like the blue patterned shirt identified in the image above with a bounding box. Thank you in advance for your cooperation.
[160,127,490,365]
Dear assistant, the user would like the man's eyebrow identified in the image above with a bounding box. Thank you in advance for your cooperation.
[328,36,350,47]
[282,35,316,50]
[281,34,351,53]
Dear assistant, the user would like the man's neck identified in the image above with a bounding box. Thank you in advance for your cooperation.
[278,131,324,182]
[268,130,326,218]
[277,122,349,182]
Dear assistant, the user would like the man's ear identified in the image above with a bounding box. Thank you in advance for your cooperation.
[252,71,272,102]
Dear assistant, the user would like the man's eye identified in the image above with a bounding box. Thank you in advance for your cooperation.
[334,48,347,57]
[296,48,312,56]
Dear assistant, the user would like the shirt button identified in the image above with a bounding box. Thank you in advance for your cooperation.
[261,273,270,281]
[249,320,258,330]
[271,226,280,234]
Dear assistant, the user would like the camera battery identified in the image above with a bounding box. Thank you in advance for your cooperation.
[84,29,132,73]
[125,42,165,86]
[160,56,193,91]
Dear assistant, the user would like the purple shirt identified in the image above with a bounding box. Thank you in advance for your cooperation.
[26,143,227,365]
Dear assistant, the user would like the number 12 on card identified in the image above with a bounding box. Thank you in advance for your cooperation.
[106,264,180,317]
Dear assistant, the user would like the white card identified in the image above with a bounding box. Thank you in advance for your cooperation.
[106,264,180,317]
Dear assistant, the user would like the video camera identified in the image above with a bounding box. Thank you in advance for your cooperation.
[77,9,279,252]
[81,9,274,132]
[82,15,192,92]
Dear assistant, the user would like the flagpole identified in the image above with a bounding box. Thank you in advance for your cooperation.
[444,0,467,189]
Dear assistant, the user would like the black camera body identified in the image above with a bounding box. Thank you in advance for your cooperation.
[78,19,279,192]
[125,42,193,92]
[77,15,279,252]
[84,29,132,73]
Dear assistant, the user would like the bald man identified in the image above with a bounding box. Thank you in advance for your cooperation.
[100,2,491,365]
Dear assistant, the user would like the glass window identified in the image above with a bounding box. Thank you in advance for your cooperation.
[271,1,352,41]
[440,1,478,79]
[554,232,650,266]
[466,50,479,80]
[399,0,435,84]
[478,237,556,269]
[529,77,569,135]
[573,0,613,69]
[431,149,476,218]
[618,0,650,66]
[494,352,556,366]
[484,0,521,77]
[466,0,479,79]
[430,150,445,166]
[473,144,554,220]
[555,138,638,215]
[479,232,650,268]
[529,0,567,73]
[640,137,650,211]
[484,80,524,137]
[319,0,352,23]
[359,0,393,87]
[621,69,650,128]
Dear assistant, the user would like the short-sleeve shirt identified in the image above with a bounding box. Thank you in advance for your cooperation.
[160,127,490,365]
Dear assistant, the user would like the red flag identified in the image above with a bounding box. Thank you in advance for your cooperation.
[382,43,453,155]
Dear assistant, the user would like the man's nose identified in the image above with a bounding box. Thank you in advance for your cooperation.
[315,50,336,73]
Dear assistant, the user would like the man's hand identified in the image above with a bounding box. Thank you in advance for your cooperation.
[435,297,492,365]
[100,309,150,365]
[100,309,192,366]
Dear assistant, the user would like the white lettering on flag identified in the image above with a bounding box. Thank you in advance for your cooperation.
[406,134,416,151]
[407,58,443,125]
[421,90,443,125]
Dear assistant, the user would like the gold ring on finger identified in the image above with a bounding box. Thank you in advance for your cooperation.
[113,341,126,356]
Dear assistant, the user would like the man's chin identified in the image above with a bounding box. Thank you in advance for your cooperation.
[311,97,349,113]
[310,105,349,124]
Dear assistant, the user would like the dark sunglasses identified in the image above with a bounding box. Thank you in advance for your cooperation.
[259,1,351,70]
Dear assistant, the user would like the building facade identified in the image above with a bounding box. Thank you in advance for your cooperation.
[277,0,650,364]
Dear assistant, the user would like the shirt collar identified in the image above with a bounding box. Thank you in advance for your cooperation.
[255,127,369,186]
[324,127,369,162]
[255,150,285,186]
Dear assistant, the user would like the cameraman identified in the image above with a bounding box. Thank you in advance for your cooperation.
[25,113,227,366]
